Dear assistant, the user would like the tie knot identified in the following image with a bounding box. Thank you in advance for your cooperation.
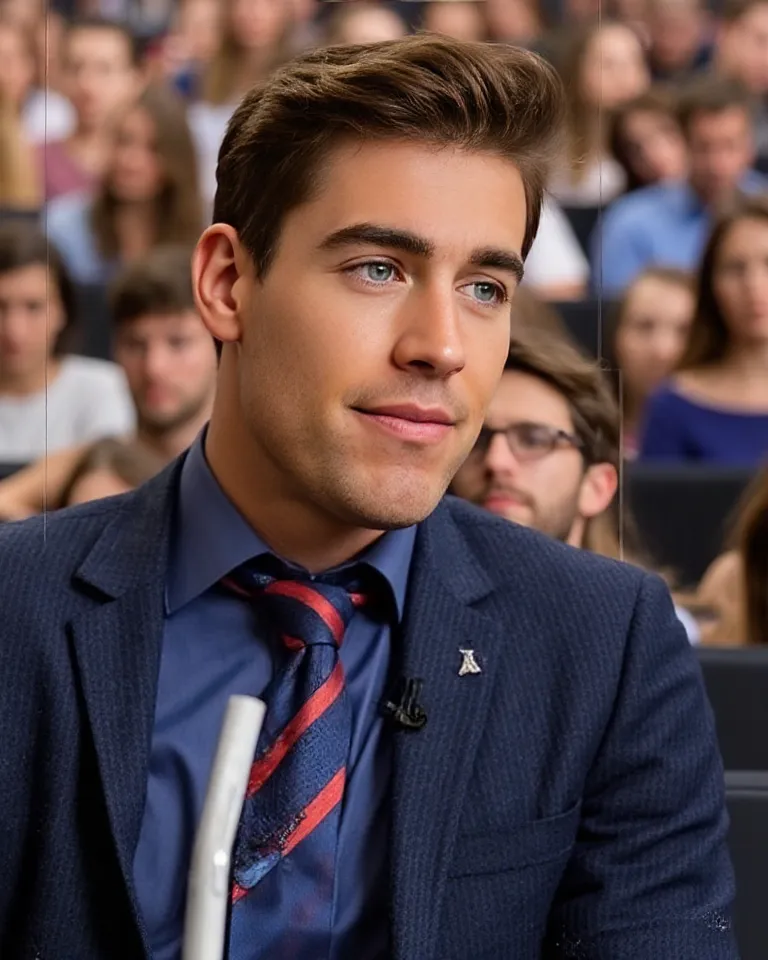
[221,558,370,650]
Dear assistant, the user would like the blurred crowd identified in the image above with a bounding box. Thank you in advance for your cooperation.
[1,0,768,645]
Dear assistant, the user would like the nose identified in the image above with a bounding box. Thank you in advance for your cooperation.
[142,344,172,380]
[483,432,519,477]
[391,281,466,379]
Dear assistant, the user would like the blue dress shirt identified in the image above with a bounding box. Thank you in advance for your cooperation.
[592,172,768,295]
[133,434,416,959]
[639,383,768,465]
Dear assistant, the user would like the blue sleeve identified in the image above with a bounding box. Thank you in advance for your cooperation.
[591,201,651,297]
[546,574,738,958]
[638,390,689,461]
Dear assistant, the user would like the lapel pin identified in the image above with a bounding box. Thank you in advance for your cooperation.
[458,648,482,677]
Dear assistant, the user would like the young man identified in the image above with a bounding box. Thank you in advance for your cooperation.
[39,17,140,201]
[0,36,736,960]
[0,245,217,518]
[595,76,766,294]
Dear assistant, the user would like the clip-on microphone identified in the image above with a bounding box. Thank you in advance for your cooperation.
[382,677,427,730]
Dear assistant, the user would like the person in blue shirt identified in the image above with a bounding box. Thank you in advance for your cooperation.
[593,76,766,295]
[0,35,737,960]
[640,193,768,463]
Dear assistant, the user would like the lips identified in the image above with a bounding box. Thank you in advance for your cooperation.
[354,403,455,444]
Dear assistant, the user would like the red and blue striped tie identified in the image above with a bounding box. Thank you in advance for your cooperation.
[220,560,367,956]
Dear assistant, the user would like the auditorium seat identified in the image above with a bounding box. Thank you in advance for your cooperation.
[625,465,753,587]
[725,770,768,960]
[561,204,602,257]
[697,648,768,771]
[73,283,113,362]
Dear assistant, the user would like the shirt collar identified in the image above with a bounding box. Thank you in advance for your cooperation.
[166,431,417,619]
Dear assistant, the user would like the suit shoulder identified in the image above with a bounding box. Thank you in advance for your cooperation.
[443,496,646,602]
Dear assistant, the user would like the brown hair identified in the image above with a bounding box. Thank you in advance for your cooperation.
[676,75,754,138]
[678,194,768,370]
[511,287,569,343]
[0,221,78,355]
[721,0,768,23]
[504,333,649,562]
[60,437,165,507]
[203,0,293,106]
[109,245,196,326]
[91,84,203,260]
[213,35,565,275]
[727,464,768,644]
[609,86,681,191]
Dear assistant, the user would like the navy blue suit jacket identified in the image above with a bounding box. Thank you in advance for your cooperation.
[0,459,738,959]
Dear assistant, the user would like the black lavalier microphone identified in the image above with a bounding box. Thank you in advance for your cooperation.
[382,677,427,731]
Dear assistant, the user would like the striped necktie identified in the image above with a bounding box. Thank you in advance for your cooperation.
[220,559,368,957]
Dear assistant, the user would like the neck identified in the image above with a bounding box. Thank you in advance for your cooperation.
[113,202,156,261]
[136,406,210,462]
[0,357,61,397]
[204,376,383,572]
[722,342,768,376]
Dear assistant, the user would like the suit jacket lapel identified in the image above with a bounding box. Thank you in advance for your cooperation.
[390,500,503,960]
[69,460,183,955]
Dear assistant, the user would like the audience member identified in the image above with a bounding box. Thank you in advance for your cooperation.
[45,83,203,284]
[609,88,688,192]
[596,77,765,293]
[716,0,768,155]
[610,267,695,458]
[640,195,768,463]
[0,245,216,518]
[40,17,140,202]
[190,0,295,205]
[696,463,768,645]
[325,2,407,46]
[59,434,165,506]
[485,0,546,46]
[550,21,649,207]
[0,222,134,463]
[422,1,489,41]
[523,196,590,300]
[645,0,713,83]
[149,0,220,100]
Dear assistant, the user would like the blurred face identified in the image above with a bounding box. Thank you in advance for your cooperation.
[0,23,33,108]
[109,106,165,203]
[687,107,754,205]
[486,0,541,43]
[712,217,768,344]
[619,108,688,185]
[648,1,704,71]
[580,25,649,111]
[175,0,221,63]
[614,276,694,399]
[721,5,768,94]
[334,7,407,45]
[451,370,615,543]
[0,264,64,385]
[229,0,288,52]
[62,27,137,132]
[211,141,527,530]
[424,2,487,41]
[66,468,134,506]
[113,310,217,432]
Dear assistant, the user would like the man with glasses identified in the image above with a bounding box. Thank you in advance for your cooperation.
[451,335,619,549]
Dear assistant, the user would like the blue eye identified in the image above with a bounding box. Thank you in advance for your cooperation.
[361,262,395,283]
[464,281,506,306]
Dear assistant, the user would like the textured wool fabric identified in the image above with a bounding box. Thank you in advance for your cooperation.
[0,454,738,959]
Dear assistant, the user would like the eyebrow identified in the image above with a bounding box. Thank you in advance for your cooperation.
[317,222,525,284]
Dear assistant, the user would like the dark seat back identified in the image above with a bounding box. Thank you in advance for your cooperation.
[625,465,752,587]
[725,770,768,959]
[561,204,601,257]
[73,284,112,361]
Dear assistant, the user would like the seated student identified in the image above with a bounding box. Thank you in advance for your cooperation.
[450,333,700,640]
[0,245,217,519]
[609,267,695,458]
[640,195,768,464]
[45,83,203,285]
[0,221,134,464]
[609,88,688,193]
[59,435,165,507]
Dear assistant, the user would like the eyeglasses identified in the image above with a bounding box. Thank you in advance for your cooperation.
[468,421,584,463]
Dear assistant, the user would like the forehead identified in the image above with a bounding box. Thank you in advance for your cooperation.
[285,139,528,260]
[689,107,749,136]
[0,262,49,293]
[486,370,575,431]
[116,310,203,336]
[625,275,691,312]
[66,27,132,60]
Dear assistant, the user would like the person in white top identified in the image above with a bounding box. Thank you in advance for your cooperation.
[0,221,135,463]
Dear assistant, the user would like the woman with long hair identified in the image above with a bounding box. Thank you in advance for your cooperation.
[640,195,768,463]
[609,87,688,193]
[550,20,650,207]
[45,83,203,285]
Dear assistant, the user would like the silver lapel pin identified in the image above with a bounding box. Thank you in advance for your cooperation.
[458,648,482,676]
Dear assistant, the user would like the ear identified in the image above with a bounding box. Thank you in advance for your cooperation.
[192,225,254,345]
[577,462,618,520]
